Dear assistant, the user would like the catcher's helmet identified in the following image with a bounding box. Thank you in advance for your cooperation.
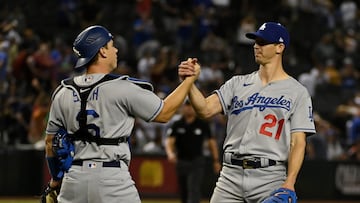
[73,25,113,69]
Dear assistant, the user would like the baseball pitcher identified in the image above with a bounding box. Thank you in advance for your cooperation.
[178,22,316,203]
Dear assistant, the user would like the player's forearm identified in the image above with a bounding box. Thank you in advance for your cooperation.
[45,134,55,157]
[285,150,304,189]
[188,85,210,119]
[283,133,306,189]
[156,77,196,122]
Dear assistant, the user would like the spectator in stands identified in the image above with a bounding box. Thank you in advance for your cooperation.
[0,35,9,83]
[347,139,360,160]
[348,94,360,147]
[298,62,327,97]
[133,11,156,49]
[309,112,347,161]
[142,131,165,154]
[311,33,337,67]
[339,57,359,100]
[339,0,358,29]
[132,91,170,154]
[137,48,155,82]
[151,46,180,94]
[234,15,257,74]
[4,84,32,145]
[50,38,76,82]
[325,126,346,161]
[335,92,360,146]
[195,6,217,44]
[200,30,227,65]
[26,41,57,90]
[175,11,195,55]
[197,62,224,94]
[28,91,50,149]
[134,118,168,154]
[306,113,327,160]
[156,0,180,35]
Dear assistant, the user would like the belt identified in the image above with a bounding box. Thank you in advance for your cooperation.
[230,158,277,169]
[72,160,121,168]
[223,153,280,169]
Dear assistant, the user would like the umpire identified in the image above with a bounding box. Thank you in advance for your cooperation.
[165,100,221,203]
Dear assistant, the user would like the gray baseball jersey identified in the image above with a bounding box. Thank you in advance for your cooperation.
[46,73,163,164]
[215,71,316,161]
[46,73,164,203]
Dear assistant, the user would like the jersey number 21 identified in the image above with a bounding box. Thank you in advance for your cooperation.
[259,114,284,140]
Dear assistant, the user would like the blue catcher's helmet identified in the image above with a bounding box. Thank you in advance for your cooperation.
[73,25,113,69]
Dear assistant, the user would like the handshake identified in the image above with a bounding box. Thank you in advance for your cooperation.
[178,58,201,82]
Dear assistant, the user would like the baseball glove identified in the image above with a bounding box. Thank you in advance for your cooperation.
[52,128,75,178]
[261,187,297,203]
[40,182,60,203]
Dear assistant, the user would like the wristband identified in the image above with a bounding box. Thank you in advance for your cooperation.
[46,157,63,181]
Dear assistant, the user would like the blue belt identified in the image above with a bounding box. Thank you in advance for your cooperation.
[72,160,121,168]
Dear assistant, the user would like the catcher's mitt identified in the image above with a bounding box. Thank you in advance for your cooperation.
[52,128,75,179]
[40,182,60,203]
[261,187,297,203]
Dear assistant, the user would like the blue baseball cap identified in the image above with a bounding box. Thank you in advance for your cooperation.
[246,22,289,48]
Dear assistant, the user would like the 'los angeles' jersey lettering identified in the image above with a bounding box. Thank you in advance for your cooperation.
[230,93,291,115]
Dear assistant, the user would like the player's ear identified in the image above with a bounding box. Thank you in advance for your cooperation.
[99,47,107,57]
[275,43,285,54]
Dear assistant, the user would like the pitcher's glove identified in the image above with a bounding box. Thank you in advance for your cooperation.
[261,187,297,203]
[40,182,60,203]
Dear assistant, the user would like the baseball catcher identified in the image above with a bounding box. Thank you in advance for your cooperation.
[41,128,74,203]
[261,187,297,203]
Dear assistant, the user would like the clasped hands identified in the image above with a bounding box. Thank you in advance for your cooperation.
[178,58,201,82]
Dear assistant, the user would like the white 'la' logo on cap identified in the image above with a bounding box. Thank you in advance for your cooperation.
[279,37,284,42]
[259,23,266,30]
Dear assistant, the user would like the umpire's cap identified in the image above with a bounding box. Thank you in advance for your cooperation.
[73,25,113,69]
[246,22,289,48]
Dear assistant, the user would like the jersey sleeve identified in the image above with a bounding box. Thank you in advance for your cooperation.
[214,76,239,115]
[46,88,66,135]
[124,83,163,122]
[290,88,316,135]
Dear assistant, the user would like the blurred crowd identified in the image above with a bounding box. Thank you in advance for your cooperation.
[1,0,360,161]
